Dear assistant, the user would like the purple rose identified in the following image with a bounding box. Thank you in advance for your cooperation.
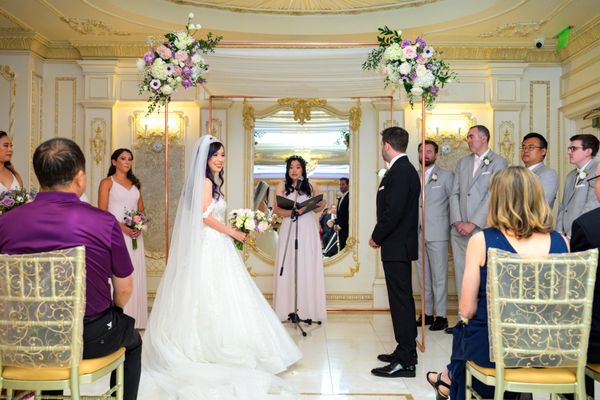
[1,197,15,207]
[409,72,417,80]
[401,39,412,48]
[426,63,433,69]
[144,51,155,65]
[416,37,427,48]
[430,86,440,95]
[182,66,192,77]
[182,78,192,88]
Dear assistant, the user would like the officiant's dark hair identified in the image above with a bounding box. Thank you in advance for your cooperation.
[107,148,141,189]
[381,126,409,152]
[284,155,312,196]
[33,138,85,189]
[206,141,224,200]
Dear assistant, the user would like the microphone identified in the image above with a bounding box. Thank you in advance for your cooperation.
[295,176,304,191]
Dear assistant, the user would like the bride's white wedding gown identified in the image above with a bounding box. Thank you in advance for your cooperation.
[139,197,302,399]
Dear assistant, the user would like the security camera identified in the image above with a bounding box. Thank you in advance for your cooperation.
[535,37,545,48]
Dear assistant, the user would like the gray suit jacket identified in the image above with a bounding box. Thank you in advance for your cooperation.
[450,149,508,229]
[530,163,558,209]
[419,165,453,242]
[557,159,600,236]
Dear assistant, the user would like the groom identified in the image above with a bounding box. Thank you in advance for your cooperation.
[369,126,420,378]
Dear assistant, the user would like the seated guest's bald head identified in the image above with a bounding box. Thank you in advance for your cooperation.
[33,138,86,191]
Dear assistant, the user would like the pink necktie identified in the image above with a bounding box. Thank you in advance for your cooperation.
[472,157,481,177]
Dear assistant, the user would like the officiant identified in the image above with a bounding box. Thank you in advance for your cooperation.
[272,155,328,322]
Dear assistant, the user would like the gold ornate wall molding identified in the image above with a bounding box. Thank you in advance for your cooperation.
[498,121,516,163]
[479,21,545,38]
[529,80,550,135]
[29,72,43,190]
[90,118,106,166]
[54,77,77,139]
[277,98,327,125]
[0,65,16,135]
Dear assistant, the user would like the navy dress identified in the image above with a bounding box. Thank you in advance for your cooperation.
[447,228,568,400]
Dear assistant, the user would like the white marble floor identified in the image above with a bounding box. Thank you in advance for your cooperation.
[76,311,599,399]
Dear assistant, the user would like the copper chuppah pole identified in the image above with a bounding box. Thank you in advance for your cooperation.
[416,97,427,353]
[164,99,170,260]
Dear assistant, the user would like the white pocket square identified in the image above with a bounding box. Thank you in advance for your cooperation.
[481,171,491,175]
[378,186,385,191]
[431,185,441,189]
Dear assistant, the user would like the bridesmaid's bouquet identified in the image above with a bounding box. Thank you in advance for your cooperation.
[123,209,148,250]
[0,188,35,215]
[228,209,271,250]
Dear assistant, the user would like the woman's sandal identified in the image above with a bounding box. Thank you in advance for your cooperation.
[426,371,450,400]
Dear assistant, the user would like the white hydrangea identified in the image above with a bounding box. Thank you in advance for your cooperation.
[398,62,412,75]
[174,32,193,50]
[387,66,400,84]
[415,64,428,77]
[411,86,424,96]
[136,58,145,72]
[160,85,173,95]
[191,53,205,65]
[414,70,435,88]
[383,43,403,61]
[244,218,256,232]
[150,59,167,80]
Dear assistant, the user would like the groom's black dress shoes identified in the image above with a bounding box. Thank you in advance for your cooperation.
[416,314,434,326]
[377,350,418,364]
[371,362,416,378]
[430,317,449,331]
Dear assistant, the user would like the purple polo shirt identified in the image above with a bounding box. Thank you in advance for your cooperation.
[0,191,133,318]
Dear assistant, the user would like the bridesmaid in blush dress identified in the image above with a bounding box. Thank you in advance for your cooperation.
[0,131,23,192]
[98,148,148,329]
[273,155,327,322]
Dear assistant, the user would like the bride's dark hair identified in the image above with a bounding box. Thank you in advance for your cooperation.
[284,155,311,196]
[206,141,224,200]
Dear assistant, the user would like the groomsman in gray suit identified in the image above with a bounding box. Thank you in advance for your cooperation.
[557,134,600,236]
[520,132,558,209]
[448,125,508,333]
[415,140,453,331]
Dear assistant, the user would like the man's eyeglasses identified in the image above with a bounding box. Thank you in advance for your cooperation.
[567,146,584,152]
[520,145,543,151]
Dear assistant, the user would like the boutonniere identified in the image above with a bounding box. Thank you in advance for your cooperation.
[577,168,588,181]
[377,168,388,179]
[430,173,438,182]
[482,156,491,167]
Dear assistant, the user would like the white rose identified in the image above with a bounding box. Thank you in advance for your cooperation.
[414,70,435,88]
[257,221,269,232]
[411,86,424,96]
[160,85,173,95]
[415,64,428,77]
[191,53,205,65]
[377,168,387,178]
[188,12,194,19]
[398,62,411,75]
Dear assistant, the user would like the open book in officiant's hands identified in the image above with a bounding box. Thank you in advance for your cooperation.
[276,194,323,214]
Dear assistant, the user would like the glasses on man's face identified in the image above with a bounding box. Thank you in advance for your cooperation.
[567,146,584,152]
[520,145,542,151]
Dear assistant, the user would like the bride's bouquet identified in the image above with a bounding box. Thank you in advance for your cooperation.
[0,188,35,215]
[123,209,148,250]
[228,209,271,250]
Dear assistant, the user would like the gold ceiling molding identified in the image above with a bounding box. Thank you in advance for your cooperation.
[167,0,442,15]
[60,17,131,36]
[277,98,327,125]
[0,8,32,32]
[242,98,255,131]
[479,21,545,38]
[558,15,600,62]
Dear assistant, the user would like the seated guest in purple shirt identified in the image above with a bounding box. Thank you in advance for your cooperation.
[0,138,141,400]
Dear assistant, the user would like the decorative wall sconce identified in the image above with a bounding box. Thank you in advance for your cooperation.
[133,111,185,152]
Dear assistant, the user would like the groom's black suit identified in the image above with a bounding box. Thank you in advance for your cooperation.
[372,155,420,365]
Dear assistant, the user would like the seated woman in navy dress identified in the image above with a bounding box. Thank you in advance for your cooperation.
[426,166,569,400]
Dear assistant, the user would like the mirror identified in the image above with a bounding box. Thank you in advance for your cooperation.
[243,99,359,266]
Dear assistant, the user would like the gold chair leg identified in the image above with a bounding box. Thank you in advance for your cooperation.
[116,362,124,400]
[465,367,472,400]
[494,388,504,400]
[6,389,13,400]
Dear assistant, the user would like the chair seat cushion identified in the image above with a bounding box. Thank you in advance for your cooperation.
[2,348,125,381]
[467,361,577,384]
[588,364,600,374]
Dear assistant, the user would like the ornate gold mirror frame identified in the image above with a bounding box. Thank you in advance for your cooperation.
[242,98,362,277]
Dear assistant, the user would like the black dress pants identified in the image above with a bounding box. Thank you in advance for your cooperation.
[82,306,142,400]
[383,260,417,365]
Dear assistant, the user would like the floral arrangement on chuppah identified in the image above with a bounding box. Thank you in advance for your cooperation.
[362,26,455,108]
[138,13,222,114]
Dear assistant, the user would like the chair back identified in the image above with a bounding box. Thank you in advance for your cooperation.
[0,246,86,369]
[487,248,597,369]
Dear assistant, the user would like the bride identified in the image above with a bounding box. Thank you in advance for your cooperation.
[139,135,302,399]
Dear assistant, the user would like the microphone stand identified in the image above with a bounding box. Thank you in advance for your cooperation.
[278,179,322,337]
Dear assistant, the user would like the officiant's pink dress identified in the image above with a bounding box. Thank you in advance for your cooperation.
[273,192,327,321]
[108,177,148,329]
